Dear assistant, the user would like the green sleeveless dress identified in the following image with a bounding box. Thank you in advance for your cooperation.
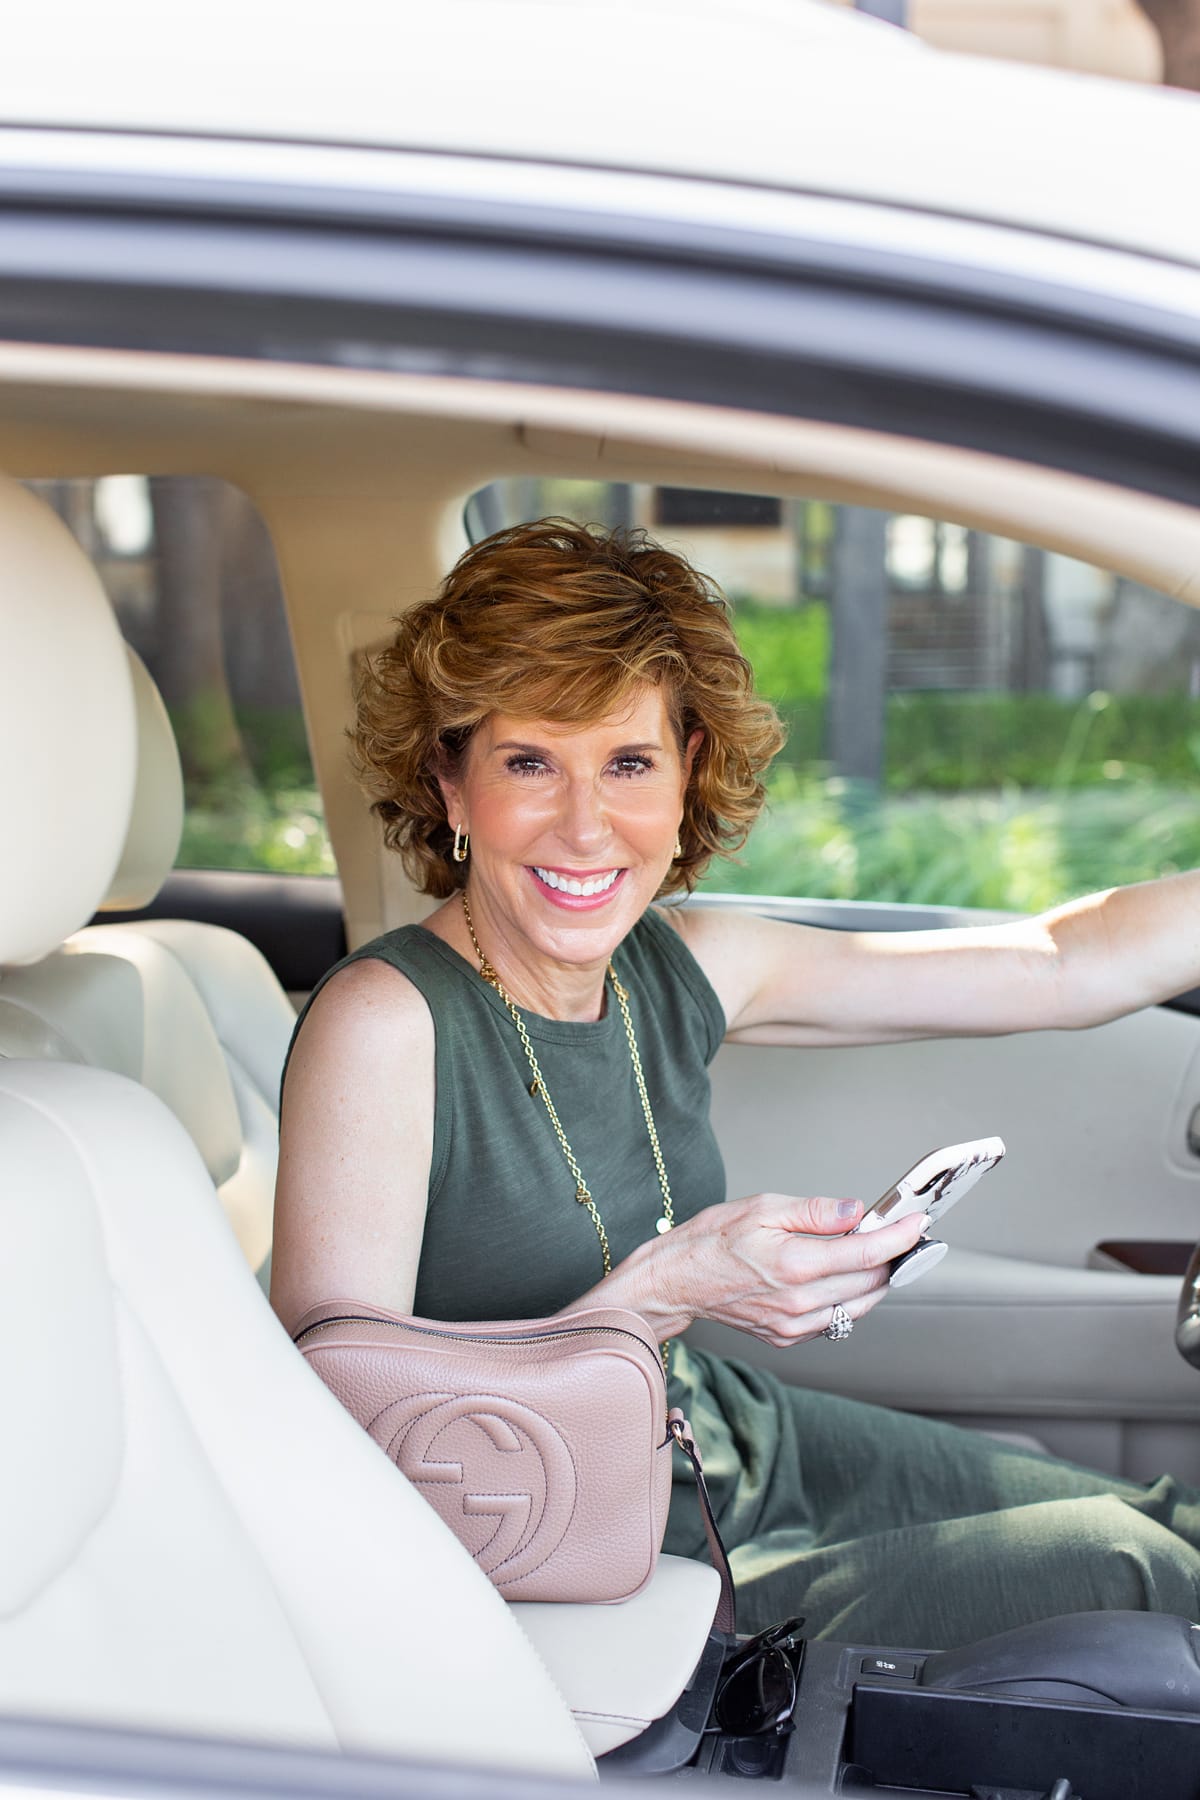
[289,907,1200,1646]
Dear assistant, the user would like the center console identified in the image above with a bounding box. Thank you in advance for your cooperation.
[603,1611,1200,1797]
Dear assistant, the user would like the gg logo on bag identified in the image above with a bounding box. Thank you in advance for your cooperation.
[378,1392,578,1583]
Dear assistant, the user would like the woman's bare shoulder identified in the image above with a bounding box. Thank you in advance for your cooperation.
[302,953,432,1038]
[653,900,761,972]
[653,901,844,1039]
[284,954,435,1099]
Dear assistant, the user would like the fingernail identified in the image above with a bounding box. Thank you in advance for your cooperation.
[836,1199,860,1220]
[918,1213,933,1233]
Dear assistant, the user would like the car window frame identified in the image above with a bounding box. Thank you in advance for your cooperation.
[0,137,1199,509]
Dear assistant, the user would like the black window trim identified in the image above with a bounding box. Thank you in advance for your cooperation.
[0,176,1197,509]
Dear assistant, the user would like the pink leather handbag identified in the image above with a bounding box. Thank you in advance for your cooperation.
[293,1299,734,1625]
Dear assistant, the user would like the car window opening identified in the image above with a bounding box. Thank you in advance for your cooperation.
[469,477,1200,915]
[27,475,333,880]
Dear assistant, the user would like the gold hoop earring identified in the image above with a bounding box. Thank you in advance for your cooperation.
[452,825,470,864]
[674,834,682,860]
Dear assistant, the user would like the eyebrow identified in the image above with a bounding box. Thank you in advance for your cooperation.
[493,739,665,756]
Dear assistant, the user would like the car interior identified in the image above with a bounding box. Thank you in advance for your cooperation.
[4,339,1200,1797]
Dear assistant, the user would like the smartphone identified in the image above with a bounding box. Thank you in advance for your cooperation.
[854,1136,1006,1288]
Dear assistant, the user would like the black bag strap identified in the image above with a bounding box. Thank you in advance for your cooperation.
[668,1410,737,1636]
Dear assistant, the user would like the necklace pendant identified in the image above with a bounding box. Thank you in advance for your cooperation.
[656,1217,673,1235]
[576,1183,590,1205]
[528,1079,540,1097]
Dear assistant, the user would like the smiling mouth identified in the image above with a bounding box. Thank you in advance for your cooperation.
[533,866,622,898]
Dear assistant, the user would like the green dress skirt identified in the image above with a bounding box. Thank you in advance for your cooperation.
[286,906,1200,1647]
[667,1340,1200,1644]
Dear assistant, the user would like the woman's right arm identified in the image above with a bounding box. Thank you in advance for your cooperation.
[270,959,436,1337]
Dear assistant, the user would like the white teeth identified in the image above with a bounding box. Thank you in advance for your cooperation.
[535,867,619,897]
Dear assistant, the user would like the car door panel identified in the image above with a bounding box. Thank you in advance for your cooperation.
[695,964,1200,1480]
[709,1008,1200,1266]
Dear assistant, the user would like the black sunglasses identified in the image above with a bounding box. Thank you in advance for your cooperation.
[710,1616,807,1738]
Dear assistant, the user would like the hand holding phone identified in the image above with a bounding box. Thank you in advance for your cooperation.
[854,1136,1006,1287]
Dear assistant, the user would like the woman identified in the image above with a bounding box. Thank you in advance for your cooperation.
[273,517,1200,1647]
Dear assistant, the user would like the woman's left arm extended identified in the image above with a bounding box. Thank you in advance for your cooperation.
[670,870,1200,1049]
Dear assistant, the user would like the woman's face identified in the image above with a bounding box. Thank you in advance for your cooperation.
[439,684,700,977]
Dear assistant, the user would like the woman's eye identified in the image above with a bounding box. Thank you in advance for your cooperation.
[505,754,549,776]
[610,755,654,778]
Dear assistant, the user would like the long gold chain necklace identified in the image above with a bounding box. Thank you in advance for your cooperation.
[460,889,675,1362]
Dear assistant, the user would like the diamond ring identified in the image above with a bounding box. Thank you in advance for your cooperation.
[823,1304,854,1342]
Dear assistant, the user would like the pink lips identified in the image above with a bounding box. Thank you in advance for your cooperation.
[529,866,626,910]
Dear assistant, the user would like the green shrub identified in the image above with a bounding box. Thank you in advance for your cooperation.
[733,601,829,704]
[702,773,1200,912]
[882,691,1200,792]
[730,601,1200,793]
[179,778,334,875]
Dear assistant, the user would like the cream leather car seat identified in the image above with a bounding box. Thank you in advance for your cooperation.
[0,474,722,1764]
[1,594,289,1276]
[0,1063,598,1776]
[0,473,595,1775]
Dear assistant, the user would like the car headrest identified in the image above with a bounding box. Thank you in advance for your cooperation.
[0,476,137,966]
[97,647,184,912]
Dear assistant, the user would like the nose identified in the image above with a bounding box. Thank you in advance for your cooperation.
[558,776,610,854]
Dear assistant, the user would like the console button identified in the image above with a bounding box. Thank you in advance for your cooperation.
[859,1654,919,1680]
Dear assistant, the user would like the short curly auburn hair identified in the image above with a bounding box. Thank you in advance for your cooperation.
[352,517,785,898]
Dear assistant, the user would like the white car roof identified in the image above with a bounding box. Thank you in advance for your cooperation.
[4,0,1200,270]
